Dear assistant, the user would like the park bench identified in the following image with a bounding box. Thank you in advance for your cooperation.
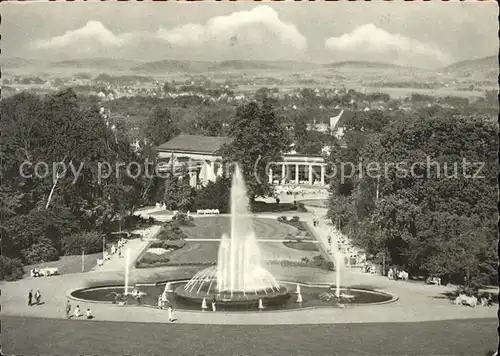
[31,267,59,277]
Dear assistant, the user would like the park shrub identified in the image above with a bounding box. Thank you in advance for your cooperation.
[0,256,24,281]
[311,255,335,271]
[61,232,105,255]
[251,201,297,213]
[296,202,308,212]
[172,212,194,226]
[290,216,300,223]
[193,177,230,213]
[21,238,60,264]
[138,253,170,266]
[150,239,186,250]
[157,221,188,241]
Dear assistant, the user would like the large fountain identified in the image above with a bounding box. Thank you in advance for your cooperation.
[174,165,290,305]
[70,166,396,310]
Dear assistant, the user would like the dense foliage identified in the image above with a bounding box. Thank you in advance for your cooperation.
[327,107,498,288]
[0,89,149,279]
[220,100,290,202]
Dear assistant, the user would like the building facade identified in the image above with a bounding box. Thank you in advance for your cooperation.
[157,135,329,188]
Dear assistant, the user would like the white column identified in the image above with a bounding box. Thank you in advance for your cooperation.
[321,165,325,186]
[308,165,313,185]
[209,161,216,182]
[281,164,286,180]
[190,171,197,188]
[268,168,273,184]
[295,164,299,184]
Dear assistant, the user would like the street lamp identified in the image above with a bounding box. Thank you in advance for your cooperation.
[103,235,106,259]
[81,248,85,272]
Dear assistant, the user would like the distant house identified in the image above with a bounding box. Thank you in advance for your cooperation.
[305,109,352,139]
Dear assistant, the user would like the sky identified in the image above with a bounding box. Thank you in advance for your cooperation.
[2,1,498,68]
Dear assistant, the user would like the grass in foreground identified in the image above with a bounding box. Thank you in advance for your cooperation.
[2,316,497,356]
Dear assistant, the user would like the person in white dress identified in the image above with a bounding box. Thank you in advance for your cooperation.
[168,303,174,322]
[86,308,93,319]
[73,305,82,318]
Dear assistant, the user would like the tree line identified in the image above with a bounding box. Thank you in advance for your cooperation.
[326,106,498,289]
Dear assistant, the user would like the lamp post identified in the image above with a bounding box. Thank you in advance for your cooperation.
[81,248,85,272]
[103,236,106,259]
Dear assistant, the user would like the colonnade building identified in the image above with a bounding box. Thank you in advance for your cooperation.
[157,135,329,188]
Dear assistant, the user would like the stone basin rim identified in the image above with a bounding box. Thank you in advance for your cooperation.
[68,279,399,308]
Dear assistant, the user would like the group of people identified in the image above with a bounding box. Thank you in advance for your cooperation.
[455,293,493,308]
[27,289,42,306]
[109,238,128,258]
[362,263,377,274]
[387,267,409,281]
[65,300,93,319]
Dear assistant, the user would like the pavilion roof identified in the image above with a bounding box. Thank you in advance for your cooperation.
[157,135,232,154]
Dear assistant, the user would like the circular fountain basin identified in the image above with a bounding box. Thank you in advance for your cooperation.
[174,284,290,306]
[70,280,396,312]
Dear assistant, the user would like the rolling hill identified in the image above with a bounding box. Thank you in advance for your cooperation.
[132,60,213,73]
[1,57,50,69]
[442,55,498,76]
[323,61,407,70]
[207,60,319,72]
[52,58,140,71]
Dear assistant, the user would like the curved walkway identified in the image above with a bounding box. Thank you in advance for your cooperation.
[1,205,496,325]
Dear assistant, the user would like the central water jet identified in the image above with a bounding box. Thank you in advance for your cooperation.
[175,164,289,305]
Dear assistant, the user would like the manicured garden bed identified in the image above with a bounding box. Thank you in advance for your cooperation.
[283,241,319,252]
[136,241,219,268]
[181,216,298,240]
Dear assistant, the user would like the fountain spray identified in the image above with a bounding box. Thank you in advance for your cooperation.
[124,248,130,295]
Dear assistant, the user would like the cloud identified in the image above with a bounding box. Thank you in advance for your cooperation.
[33,21,136,50]
[157,5,306,50]
[325,24,451,67]
[31,6,307,59]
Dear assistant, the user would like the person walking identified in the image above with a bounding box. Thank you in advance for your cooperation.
[65,300,72,319]
[35,289,41,305]
[211,296,217,312]
[168,303,174,322]
[157,295,163,310]
[28,290,33,306]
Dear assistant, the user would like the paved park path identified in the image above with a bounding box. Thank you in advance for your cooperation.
[1,202,496,325]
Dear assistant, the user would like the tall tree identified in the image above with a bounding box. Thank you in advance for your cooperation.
[220,100,289,203]
[144,105,179,146]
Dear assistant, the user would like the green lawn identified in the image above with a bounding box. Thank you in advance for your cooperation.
[137,240,319,267]
[298,199,328,208]
[23,252,101,276]
[181,216,298,240]
[2,316,497,355]
[283,241,319,252]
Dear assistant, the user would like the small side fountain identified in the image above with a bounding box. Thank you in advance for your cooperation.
[201,298,208,310]
[164,282,173,293]
[295,284,303,303]
[258,298,264,309]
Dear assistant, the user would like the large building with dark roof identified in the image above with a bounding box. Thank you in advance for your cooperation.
[158,134,328,188]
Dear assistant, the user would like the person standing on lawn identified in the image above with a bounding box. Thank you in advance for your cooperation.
[28,290,33,306]
[35,289,41,305]
[65,300,72,318]
[168,303,174,322]
[211,295,217,312]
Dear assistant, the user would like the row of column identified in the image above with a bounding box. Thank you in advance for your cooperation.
[268,164,326,186]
